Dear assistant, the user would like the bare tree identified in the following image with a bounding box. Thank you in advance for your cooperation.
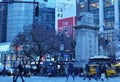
[11,23,74,73]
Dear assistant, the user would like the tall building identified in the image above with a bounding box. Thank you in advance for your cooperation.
[0,0,8,42]
[0,0,56,66]
[39,7,55,30]
[55,0,76,39]
[78,0,120,41]
[77,0,120,56]
[0,0,56,42]
[7,1,35,42]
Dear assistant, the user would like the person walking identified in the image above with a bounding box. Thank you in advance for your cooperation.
[13,64,18,82]
[2,66,6,76]
[101,64,108,81]
[15,62,24,82]
[66,61,75,81]
[79,67,83,77]
[83,64,91,81]
[94,63,102,81]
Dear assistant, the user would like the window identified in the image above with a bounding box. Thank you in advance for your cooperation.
[106,21,112,29]
[80,2,84,8]
[90,2,99,10]
[58,13,60,17]
[44,0,48,2]
[105,0,114,7]
[61,14,63,18]
[105,9,114,18]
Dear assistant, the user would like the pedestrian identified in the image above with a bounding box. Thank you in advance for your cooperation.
[97,63,102,80]
[79,67,83,77]
[2,66,6,76]
[13,64,18,82]
[101,64,108,81]
[66,61,75,81]
[23,64,27,77]
[15,62,24,82]
[83,64,91,81]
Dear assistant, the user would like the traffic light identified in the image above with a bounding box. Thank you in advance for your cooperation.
[34,3,39,17]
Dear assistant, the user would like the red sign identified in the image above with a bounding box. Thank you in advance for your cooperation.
[58,17,76,38]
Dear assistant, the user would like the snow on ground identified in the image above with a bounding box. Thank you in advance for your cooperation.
[0,76,120,82]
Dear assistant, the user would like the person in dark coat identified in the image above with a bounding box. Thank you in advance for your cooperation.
[66,61,75,81]
[83,64,91,80]
[79,67,83,77]
[101,64,108,81]
[15,62,24,82]
[13,64,18,82]
[2,66,6,76]
[97,63,102,80]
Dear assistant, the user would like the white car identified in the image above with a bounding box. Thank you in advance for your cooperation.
[6,68,14,76]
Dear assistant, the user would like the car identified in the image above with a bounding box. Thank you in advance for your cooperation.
[24,65,31,77]
[6,68,14,76]
[0,65,13,76]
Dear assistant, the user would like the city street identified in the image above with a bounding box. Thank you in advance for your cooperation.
[0,76,120,82]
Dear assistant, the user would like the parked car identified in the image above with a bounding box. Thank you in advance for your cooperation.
[24,65,31,77]
[6,67,14,76]
[0,65,14,76]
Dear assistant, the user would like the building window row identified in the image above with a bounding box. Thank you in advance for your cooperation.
[104,20,114,30]
[104,0,114,7]
[58,13,63,18]
[90,1,99,10]
[104,9,114,19]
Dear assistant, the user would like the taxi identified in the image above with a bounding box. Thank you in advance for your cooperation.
[89,64,116,77]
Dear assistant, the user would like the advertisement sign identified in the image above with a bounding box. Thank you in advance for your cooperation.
[58,17,76,38]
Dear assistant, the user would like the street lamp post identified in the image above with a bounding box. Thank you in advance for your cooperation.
[59,33,64,61]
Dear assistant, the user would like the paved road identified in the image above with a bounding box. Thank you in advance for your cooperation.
[0,76,119,82]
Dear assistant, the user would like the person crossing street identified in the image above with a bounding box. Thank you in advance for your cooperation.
[14,62,24,82]
[66,61,75,81]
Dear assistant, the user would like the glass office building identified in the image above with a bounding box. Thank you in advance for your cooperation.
[39,7,55,30]
[7,2,34,41]
[0,0,56,42]
[0,2,8,42]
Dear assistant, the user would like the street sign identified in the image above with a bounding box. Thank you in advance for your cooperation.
[60,44,64,51]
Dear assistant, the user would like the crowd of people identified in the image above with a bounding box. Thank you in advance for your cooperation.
[0,61,117,82]
[64,61,111,81]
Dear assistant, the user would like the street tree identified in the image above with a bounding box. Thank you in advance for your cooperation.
[11,23,74,73]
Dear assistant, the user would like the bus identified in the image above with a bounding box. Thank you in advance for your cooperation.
[88,55,116,77]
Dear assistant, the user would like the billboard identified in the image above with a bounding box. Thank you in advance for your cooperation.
[58,17,76,38]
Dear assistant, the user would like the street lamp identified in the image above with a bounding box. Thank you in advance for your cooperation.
[59,32,64,61]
